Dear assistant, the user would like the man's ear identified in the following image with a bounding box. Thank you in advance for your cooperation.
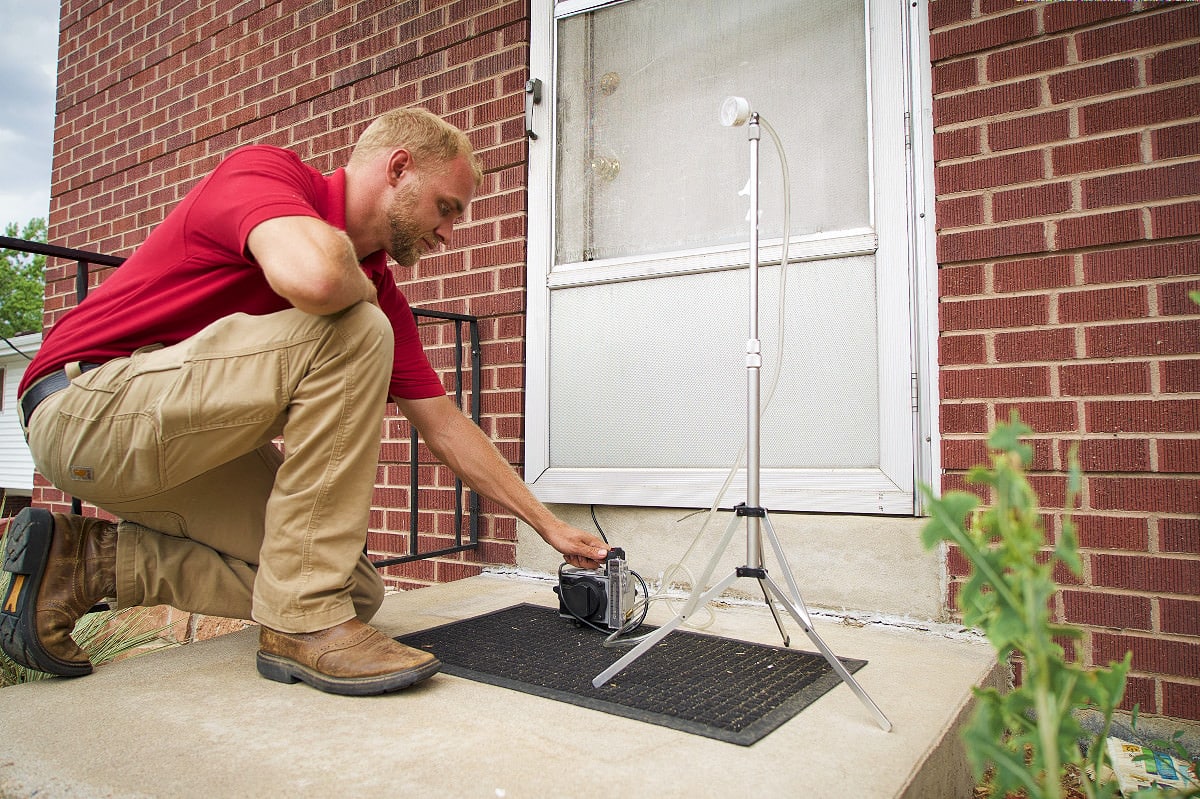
[386,148,414,186]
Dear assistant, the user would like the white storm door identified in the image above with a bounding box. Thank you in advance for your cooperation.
[525,0,925,514]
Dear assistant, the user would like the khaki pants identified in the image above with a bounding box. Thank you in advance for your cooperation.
[24,304,393,633]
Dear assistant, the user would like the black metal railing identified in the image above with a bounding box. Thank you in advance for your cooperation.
[372,308,482,567]
[0,235,481,566]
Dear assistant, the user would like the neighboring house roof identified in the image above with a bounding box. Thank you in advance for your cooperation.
[0,333,41,493]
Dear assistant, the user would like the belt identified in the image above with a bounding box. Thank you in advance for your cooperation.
[20,363,102,424]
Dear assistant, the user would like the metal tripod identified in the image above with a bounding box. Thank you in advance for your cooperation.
[591,107,892,733]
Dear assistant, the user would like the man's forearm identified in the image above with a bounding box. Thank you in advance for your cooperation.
[418,402,559,534]
[395,395,607,567]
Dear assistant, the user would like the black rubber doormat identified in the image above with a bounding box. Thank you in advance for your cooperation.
[397,603,866,746]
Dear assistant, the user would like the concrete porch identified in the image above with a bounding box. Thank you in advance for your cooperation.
[0,573,1001,798]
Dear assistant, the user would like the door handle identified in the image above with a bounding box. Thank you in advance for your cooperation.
[525,78,543,140]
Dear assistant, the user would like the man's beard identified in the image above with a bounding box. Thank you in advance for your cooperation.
[386,182,424,268]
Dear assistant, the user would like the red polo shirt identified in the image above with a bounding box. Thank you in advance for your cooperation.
[21,146,445,401]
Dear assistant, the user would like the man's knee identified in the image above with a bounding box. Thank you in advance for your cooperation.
[334,302,392,353]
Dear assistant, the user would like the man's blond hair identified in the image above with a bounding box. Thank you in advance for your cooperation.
[350,108,483,185]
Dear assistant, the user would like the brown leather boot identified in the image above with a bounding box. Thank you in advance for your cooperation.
[257,618,441,696]
[0,508,118,677]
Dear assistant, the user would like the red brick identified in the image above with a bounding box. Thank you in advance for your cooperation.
[942,438,991,470]
[1073,514,1149,550]
[1043,1,1133,34]
[1152,121,1200,160]
[1071,438,1152,473]
[1090,476,1200,514]
[936,150,1045,193]
[1029,473,1069,508]
[937,195,985,229]
[939,223,1048,263]
[946,543,971,578]
[940,333,987,365]
[1095,631,1200,682]
[1076,5,1200,61]
[934,126,983,160]
[1083,162,1200,210]
[941,402,989,433]
[936,79,1041,127]
[1086,320,1200,358]
[930,9,1039,61]
[1162,597,1200,637]
[1052,58,1140,104]
[1061,361,1151,397]
[1052,133,1142,177]
[1087,399,1200,433]
[1162,682,1200,722]
[933,58,980,94]
[942,366,1051,399]
[1053,209,1144,252]
[929,0,974,30]
[1084,241,1200,282]
[1158,280,1200,316]
[993,182,1073,223]
[1148,42,1200,85]
[936,263,984,295]
[1159,440,1200,474]
[993,255,1075,292]
[1060,285,1149,323]
[1161,517,1199,553]
[1152,200,1200,239]
[1162,360,1200,394]
[995,400,1078,432]
[987,38,1069,81]
[1063,590,1152,631]
[1080,84,1200,136]
[1093,553,1200,595]
[994,327,1076,362]
[941,294,1050,331]
[988,109,1072,152]
[1116,674,1158,714]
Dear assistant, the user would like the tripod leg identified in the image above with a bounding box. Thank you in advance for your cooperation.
[759,578,790,647]
[761,513,807,613]
[761,573,893,732]
[591,512,742,688]
[592,569,741,688]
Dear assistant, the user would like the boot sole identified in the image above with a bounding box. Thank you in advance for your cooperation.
[256,650,442,696]
[1,508,94,677]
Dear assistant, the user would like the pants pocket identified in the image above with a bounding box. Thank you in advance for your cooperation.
[43,408,168,504]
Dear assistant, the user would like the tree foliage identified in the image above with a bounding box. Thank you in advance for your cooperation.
[0,217,47,337]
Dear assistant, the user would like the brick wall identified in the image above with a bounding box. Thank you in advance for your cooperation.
[41,0,531,590]
[932,0,1199,722]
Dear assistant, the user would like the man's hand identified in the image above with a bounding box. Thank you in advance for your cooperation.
[542,521,609,570]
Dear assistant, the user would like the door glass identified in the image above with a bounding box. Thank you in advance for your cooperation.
[554,0,869,266]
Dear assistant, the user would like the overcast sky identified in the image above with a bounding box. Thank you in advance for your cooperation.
[0,0,60,230]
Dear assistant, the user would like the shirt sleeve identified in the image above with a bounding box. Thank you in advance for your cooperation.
[182,146,324,263]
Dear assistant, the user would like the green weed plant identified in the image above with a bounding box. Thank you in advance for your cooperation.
[921,414,1129,799]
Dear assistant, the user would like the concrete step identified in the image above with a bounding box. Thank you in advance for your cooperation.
[0,574,1001,799]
